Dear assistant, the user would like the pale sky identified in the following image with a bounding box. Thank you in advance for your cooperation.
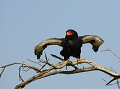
[0,0,120,89]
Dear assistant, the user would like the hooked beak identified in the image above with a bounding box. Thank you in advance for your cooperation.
[66,31,72,36]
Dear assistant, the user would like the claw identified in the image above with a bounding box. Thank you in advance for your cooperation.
[77,58,84,63]
[63,59,71,62]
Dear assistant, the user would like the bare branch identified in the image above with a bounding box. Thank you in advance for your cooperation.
[106,78,117,85]
[0,62,24,77]
[1,54,120,89]
[0,62,41,77]
[0,62,24,68]
[27,58,42,66]
[102,48,120,60]
[51,54,63,61]
[0,67,5,77]
[102,78,118,86]
[117,79,120,89]
[14,57,120,89]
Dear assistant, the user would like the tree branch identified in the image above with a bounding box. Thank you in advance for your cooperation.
[102,48,120,60]
[1,54,120,89]
[14,57,120,89]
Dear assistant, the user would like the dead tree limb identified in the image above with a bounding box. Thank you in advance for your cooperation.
[1,54,120,89]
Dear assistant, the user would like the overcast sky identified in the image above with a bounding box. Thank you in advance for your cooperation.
[0,0,120,89]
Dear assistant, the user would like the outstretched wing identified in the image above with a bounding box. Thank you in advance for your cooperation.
[79,35,104,52]
[34,38,63,59]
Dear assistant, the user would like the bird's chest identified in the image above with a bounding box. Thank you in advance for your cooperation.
[67,40,74,46]
[65,40,80,50]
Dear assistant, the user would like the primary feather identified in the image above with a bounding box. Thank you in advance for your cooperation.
[34,38,63,59]
[79,35,104,52]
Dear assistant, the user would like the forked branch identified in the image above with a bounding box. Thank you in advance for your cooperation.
[0,54,120,89]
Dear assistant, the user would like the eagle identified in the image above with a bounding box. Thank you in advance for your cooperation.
[34,29,104,62]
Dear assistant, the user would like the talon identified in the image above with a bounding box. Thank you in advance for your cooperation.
[77,58,84,63]
[63,59,71,62]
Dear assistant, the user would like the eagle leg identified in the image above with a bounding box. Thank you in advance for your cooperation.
[77,58,84,63]
[63,59,71,62]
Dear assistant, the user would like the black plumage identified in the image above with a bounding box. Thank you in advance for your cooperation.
[60,29,82,60]
[34,29,104,61]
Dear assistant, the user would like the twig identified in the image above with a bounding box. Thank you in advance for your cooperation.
[102,48,120,60]
[102,78,117,86]
[27,58,42,66]
[0,62,24,77]
[19,66,22,81]
[51,54,63,61]
[117,79,120,89]
[0,62,42,77]
[106,77,117,85]
[110,67,116,73]
[0,67,5,77]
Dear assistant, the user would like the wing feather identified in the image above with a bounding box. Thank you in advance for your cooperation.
[79,35,104,52]
[34,38,63,59]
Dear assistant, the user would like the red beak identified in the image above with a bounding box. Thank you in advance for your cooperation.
[66,31,72,36]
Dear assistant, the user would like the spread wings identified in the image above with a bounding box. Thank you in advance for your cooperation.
[79,35,104,52]
[34,35,104,59]
[34,38,64,59]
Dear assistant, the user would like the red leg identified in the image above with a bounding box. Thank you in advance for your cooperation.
[77,58,84,63]
[63,59,71,62]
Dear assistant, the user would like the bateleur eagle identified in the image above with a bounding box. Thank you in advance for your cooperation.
[34,29,104,62]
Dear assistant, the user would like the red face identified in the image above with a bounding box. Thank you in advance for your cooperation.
[66,31,73,36]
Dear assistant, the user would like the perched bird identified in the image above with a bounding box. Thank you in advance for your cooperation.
[60,29,83,62]
[34,29,104,62]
